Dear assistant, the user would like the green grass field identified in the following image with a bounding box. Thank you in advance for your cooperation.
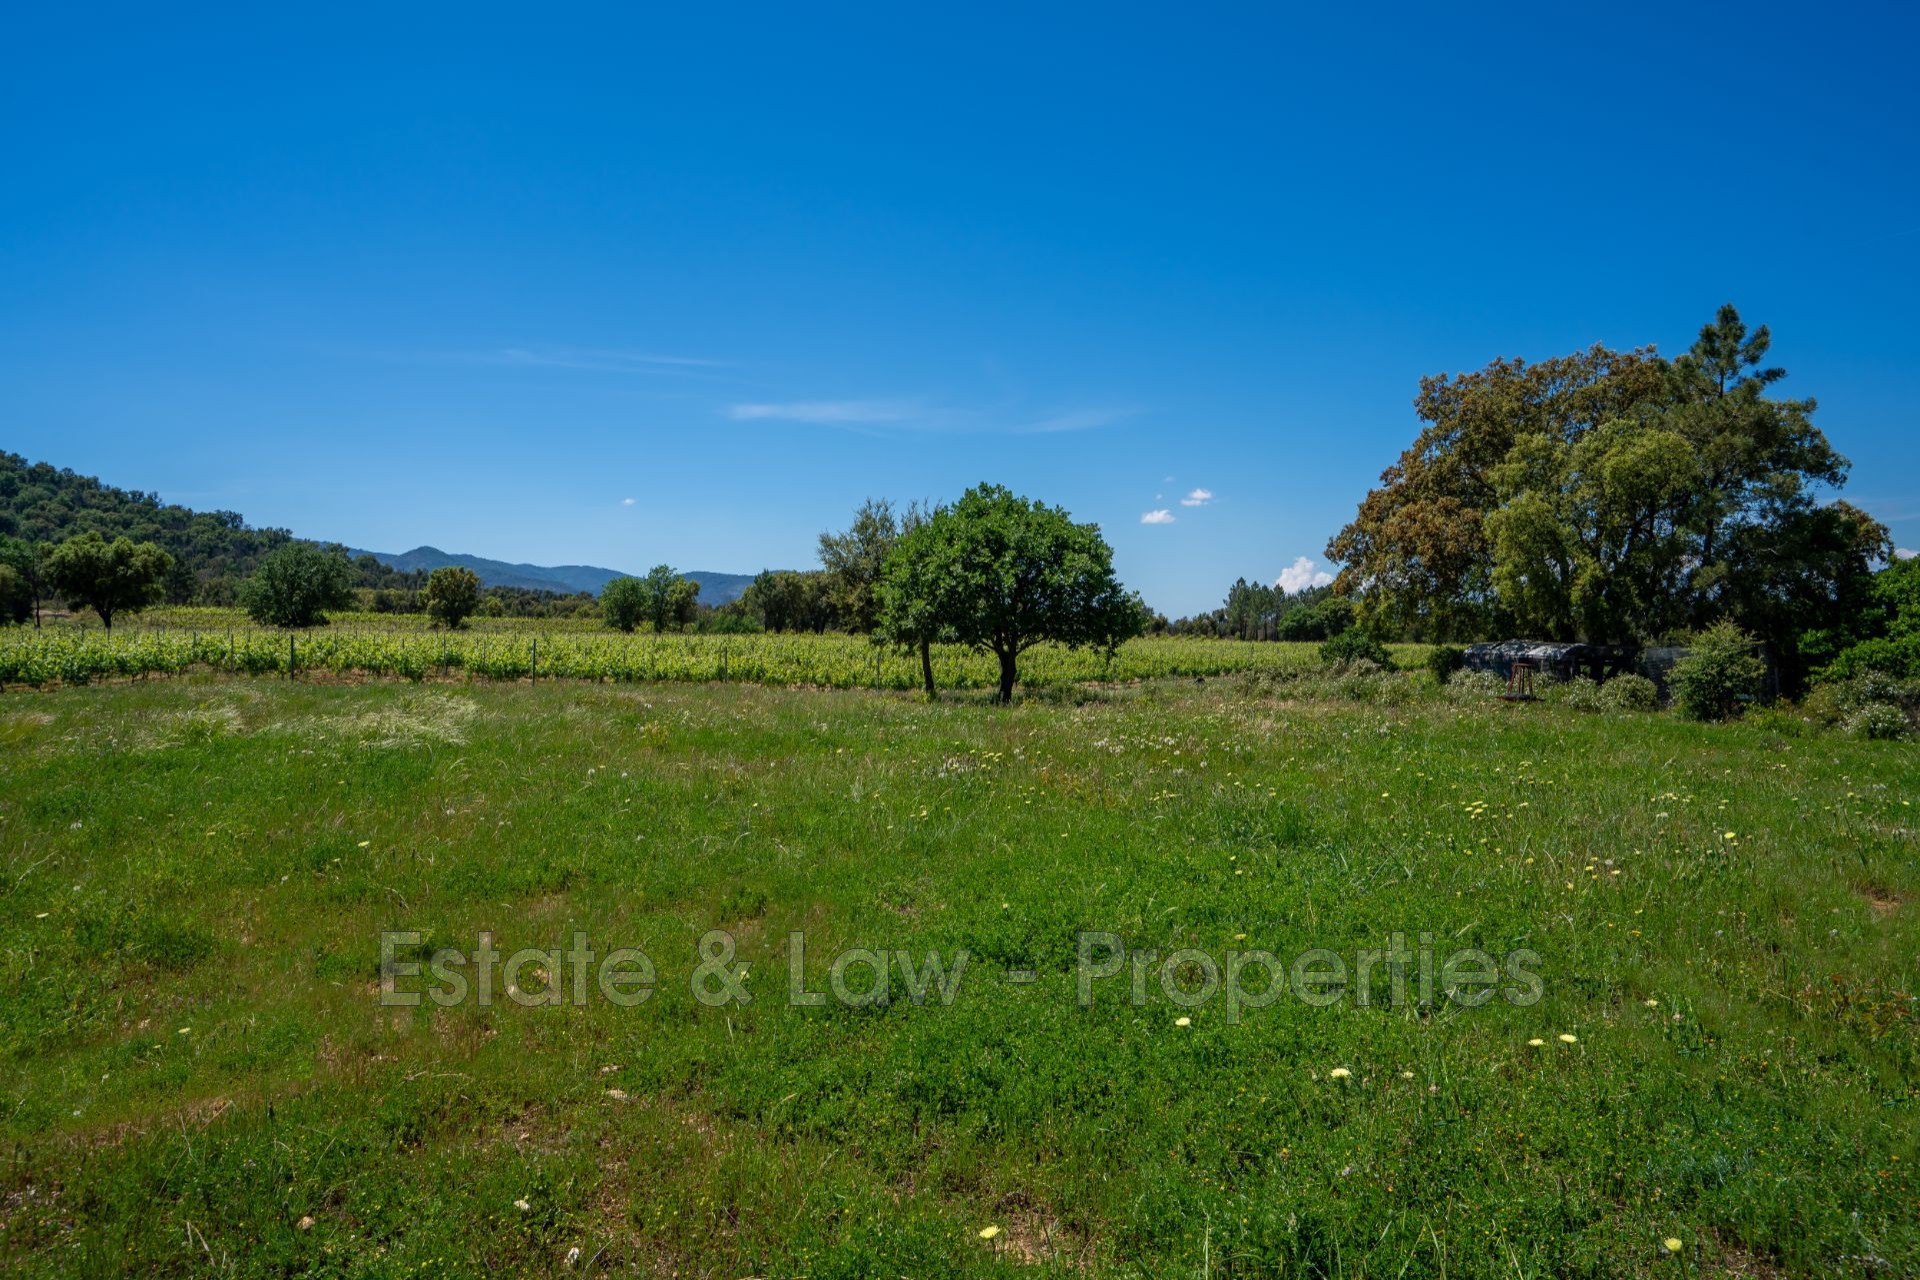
[1,671,1914,1276]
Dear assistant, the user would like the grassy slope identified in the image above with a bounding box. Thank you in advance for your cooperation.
[0,678,1913,1277]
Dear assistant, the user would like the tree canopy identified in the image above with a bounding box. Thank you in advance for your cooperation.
[817,499,901,633]
[240,543,357,628]
[877,483,1145,702]
[1327,306,1887,687]
[423,566,482,629]
[602,566,699,633]
[44,532,174,631]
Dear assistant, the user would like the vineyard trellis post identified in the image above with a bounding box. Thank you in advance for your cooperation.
[288,632,295,681]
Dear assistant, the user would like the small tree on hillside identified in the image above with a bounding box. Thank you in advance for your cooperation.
[878,483,1146,703]
[240,543,356,628]
[45,532,173,631]
[423,566,482,629]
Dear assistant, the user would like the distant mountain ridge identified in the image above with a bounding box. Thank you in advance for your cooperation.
[349,546,757,603]
[0,451,763,605]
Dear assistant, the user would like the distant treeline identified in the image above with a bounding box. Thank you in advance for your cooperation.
[1159,581,1353,641]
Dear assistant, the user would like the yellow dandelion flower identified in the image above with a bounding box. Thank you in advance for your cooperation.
[1328,1067,1352,1079]
[1558,1033,1578,1044]
[1527,1038,1546,1047]
[1174,1016,1192,1027]
[1662,1236,1683,1253]
[979,1225,1001,1240]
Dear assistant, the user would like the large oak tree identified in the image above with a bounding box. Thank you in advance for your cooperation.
[1327,306,1887,686]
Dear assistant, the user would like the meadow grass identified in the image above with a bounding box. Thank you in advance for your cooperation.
[0,673,1913,1276]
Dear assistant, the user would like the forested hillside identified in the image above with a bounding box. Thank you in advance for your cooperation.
[0,451,304,602]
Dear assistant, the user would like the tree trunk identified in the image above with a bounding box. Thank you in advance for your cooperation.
[919,638,935,698]
[996,648,1017,704]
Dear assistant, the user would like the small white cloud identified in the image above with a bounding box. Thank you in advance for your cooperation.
[1141,509,1176,525]
[1897,547,1918,559]
[1179,487,1214,508]
[1275,556,1334,593]
[621,497,636,506]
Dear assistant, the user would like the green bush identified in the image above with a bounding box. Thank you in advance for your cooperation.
[1842,702,1912,741]
[1540,675,1603,710]
[1671,621,1765,721]
[1319,629,1394,671]
[1426,645,1466,684]
[1598,673,1658,711]
[1804,671,1919,738]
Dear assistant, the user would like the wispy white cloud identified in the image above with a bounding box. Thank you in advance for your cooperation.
[1016,408,1134,434]
[462,346,723,373]
[1179,487,1214,508]
[1141,509,1176,525]
[729,400,920,425]
[1275,556,1334,593]
[1897,547,1918,559]
[621,497,636,507]
[727,399,1135,435]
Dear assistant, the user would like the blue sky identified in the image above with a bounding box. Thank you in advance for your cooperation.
[3,3,1916,617]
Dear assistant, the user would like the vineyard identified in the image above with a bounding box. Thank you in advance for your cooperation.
[0,618,1421,691]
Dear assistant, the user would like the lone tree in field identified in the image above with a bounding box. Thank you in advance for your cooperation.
[603,567,699,633]
[45,532,173,631]
[240,543,357,628]
[879,483,1146,703]
[601,575,646,632]
[423,565,482,629]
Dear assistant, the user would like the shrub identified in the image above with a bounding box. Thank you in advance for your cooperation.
[1426,645,1466,685]
[1598,674,1659,712]
[1540,675,1603,710]
[1444,670,1506,701]
[1805,672,1919,738]
[1320,629,1394,671]
[1671,621,1765,721]
[1842,702,1912,741]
